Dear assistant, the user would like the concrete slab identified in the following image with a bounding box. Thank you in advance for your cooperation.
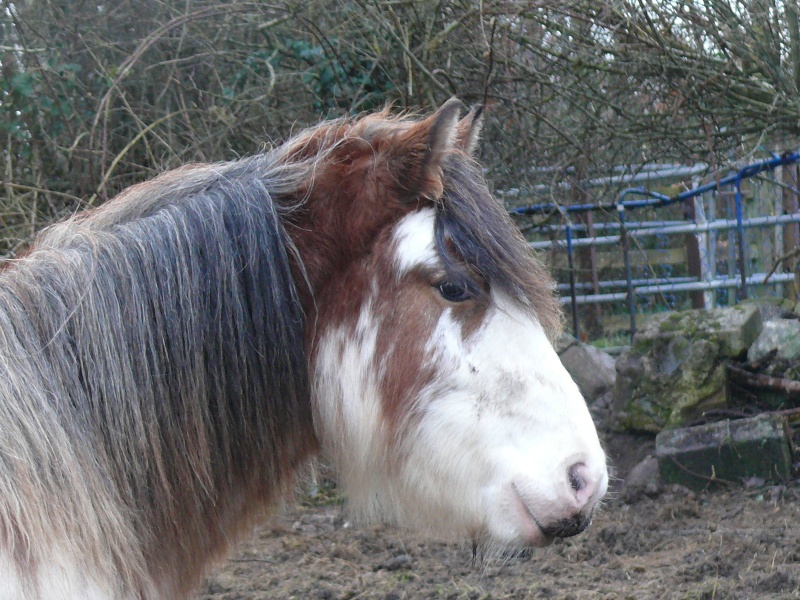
[656,413,792,490]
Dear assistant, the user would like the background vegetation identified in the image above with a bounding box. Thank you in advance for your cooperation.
[2,0,799,258]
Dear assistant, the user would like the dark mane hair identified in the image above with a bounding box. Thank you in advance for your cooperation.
[435,154,563,336]
[0,156,316,596]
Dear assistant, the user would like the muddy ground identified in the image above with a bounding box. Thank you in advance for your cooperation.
[200,432,800,599]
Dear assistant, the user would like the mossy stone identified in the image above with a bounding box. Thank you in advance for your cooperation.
[613,305,762,433]
[634,305,762,359]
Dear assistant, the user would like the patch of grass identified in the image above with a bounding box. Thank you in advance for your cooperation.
[590,331,631,349]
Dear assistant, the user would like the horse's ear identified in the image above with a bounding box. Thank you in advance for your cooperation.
[425,97,464,166]
[388,97,464,201]
[454,105,483,156]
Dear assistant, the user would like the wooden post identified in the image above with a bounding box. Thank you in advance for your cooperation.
[683,196,706,309]
[575,211,602,338]
[721,189,738,303]
[571,159,602,340]
[703,190,716,308]
[782,163,799,301]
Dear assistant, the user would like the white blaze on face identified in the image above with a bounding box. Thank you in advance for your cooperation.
[406,293,608,546]
[312,207,608,549]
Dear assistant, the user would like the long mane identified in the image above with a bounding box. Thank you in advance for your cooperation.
[0,155,315,596]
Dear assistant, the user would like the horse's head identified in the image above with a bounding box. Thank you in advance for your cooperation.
[301,100,608,551]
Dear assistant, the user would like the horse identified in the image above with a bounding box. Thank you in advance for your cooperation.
[0,99,608,599]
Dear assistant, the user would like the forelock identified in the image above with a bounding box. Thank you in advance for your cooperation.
[434,155,563,337]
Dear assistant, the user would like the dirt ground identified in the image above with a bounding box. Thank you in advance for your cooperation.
[199,431,800,599]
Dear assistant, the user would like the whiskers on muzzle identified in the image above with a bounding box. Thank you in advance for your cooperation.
[469,537,540,572]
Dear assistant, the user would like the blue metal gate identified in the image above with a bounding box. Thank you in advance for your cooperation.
[510,152,800,341]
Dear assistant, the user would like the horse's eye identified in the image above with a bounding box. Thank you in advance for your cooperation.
[437,280,472,302]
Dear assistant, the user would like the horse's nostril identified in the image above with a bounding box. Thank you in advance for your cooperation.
[568,463,586,493]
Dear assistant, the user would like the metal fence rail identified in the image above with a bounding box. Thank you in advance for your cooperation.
[511,151,800,340]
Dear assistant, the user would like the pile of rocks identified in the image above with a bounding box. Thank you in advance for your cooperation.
[556,301,800,493]
[612,304,763,432]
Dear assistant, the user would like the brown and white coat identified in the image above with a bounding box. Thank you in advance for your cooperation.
[0,100,607,599]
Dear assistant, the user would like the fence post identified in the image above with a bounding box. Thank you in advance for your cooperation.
[575,212,602,338]
[683,189,707,309]
[701,189,716,307]
[735,176,749,300]
[782,162,799,301]
[618,202,636,340]
[565,219,580,340]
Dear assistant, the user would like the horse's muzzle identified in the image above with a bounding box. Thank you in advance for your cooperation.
[540,512,593,539]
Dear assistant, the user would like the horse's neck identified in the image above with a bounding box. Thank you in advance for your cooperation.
[283,194,411,320]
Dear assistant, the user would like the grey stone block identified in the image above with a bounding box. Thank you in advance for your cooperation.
[747,318,800,362]
[636,304,763,359]
[555,332,578,355]
[560,343,616,401]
